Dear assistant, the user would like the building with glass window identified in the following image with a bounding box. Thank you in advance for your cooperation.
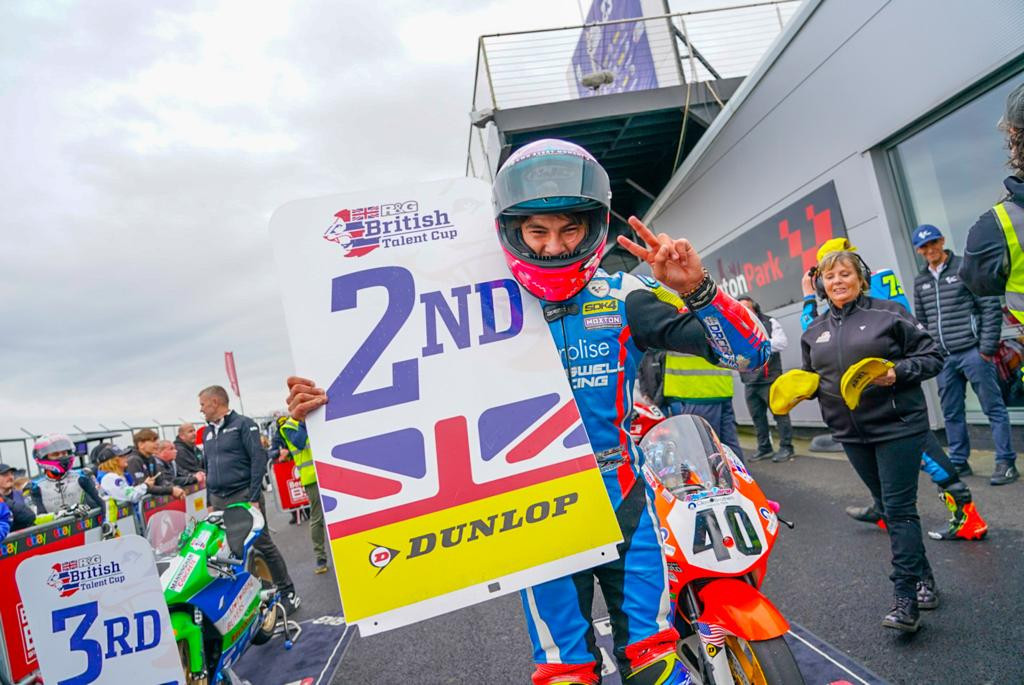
[643,0,1024,433]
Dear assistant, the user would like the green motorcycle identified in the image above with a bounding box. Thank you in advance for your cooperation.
[159,503,298,684]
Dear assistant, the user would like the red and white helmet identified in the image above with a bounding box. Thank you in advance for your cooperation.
[493,139,611,302]
[33,433,76,479]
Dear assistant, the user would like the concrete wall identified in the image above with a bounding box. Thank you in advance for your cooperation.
[649,0,1024,426]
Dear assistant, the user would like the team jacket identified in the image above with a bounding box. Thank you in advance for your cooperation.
[801,294,943,443]
[545,269,769,507]
[914,251,1002,356]
[203,410,268,502]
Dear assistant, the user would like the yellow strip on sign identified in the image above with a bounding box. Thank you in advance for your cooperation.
[333,468,621,621]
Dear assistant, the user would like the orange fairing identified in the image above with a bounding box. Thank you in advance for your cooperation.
[696,578,789,640]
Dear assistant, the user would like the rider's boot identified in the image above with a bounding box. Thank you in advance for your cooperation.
[844,504,887,531]
[928,481,988,540]
[623,629,690,684]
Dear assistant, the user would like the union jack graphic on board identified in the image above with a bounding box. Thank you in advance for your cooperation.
[320,392,595,538]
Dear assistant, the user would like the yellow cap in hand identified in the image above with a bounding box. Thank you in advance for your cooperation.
[770,369,821,415]
[840,357,895,410]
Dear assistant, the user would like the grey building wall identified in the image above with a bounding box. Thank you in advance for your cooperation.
[647,0,1024,427]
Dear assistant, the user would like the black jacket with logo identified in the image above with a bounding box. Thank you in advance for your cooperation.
[913,251,1001,356]
[801,295,943,443]
[959,175,1024,296]
[203,411,267,502]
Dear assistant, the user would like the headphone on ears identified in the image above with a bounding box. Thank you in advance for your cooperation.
[812,251,871,300]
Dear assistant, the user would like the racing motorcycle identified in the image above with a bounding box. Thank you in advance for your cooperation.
[638,414,802,685]
[155,503,299,685]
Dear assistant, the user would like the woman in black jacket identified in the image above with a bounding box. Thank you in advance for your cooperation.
[801,250,944,633]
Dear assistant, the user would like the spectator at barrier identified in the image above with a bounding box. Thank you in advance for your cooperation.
[29,433,104,517]
[199,384,301,614]
[126,429,184,500]
[0,463,36,532]
[737,296,794,463]
[801,250,942,632]
[174,423,205,480]
[276,416,328,574]
[661,351,744,459]
[912,224,1017,485]
[156,439,205,488]
[94,443,152,504]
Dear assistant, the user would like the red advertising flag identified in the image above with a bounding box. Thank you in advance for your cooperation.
[224,351,241,397]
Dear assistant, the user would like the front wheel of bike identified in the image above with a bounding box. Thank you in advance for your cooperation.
[723,635,803,685]
[178,638,209,685]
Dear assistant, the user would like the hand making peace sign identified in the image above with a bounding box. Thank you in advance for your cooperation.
[616,216,706,294]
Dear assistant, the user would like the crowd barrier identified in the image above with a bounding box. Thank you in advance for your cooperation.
[0,484,207,685]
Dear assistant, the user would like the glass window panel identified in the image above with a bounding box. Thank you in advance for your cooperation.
[892,77,1020,253]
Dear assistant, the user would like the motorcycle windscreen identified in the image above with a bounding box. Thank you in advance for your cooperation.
[639,414,736,496]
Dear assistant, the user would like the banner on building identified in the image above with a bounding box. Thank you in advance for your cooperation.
[572,0,658,97]
[16,535,183,685]
[269,177,621,634]
[705,181,848,311]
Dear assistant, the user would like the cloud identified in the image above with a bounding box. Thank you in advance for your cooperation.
[0,1,585,440]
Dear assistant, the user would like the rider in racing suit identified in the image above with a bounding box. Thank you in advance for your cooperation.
[801,239,987,541]
[288,139,770,685]
[29,433,104,519]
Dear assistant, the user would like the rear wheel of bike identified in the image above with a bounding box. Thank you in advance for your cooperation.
[177,638,209,685]
[723,635,803,685]
[252,603,281,646]
[248,550,273,588]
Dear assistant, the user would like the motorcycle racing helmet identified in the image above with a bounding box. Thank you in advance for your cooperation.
[493,138,611,301]
[33,433,76,480]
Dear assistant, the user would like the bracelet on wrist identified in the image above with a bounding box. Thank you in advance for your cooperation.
[680,269,716,310]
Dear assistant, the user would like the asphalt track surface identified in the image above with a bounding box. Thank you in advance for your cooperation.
[256,434,1024,685]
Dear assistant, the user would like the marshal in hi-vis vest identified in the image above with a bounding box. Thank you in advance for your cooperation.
[663,352,734,402]
[994,200,1024,325]
[280,418,317,486]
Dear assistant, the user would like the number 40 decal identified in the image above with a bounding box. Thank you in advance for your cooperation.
[692,505,763,561]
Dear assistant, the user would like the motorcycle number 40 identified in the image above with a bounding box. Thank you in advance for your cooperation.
[689,504,764,565]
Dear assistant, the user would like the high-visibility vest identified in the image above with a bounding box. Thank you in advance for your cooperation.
[280,419,317,486]
[994,200,1024,325]
[663,352,734,402]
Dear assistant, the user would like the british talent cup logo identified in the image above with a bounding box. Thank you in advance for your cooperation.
[323,199,458,257]
[46,554,126,597]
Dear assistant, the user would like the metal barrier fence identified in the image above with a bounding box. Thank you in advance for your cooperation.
[466,0,798,179]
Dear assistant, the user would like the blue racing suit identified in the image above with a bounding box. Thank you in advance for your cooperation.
[801,269,957,487]
[523,269,769,684]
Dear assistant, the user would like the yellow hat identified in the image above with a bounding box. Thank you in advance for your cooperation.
[840,358,895,410]
[816,237,857,264]
[769,369,821,415]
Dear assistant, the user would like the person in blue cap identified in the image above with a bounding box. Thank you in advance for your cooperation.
[912,224,1017,486]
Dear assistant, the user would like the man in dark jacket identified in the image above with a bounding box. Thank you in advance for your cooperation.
[738,296,794,462]
[156,440,204,488]
[0,463,37,532]
[913,224,1017,485]
[126,429,184,499]
[173,423,205,480]
[199,385,300,614]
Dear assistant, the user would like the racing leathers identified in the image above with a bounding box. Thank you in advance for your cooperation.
[800,270,987,540]
[29,469,103,518]
[523,269,769,685]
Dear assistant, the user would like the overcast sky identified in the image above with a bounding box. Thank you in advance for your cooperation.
[0,1,591,450]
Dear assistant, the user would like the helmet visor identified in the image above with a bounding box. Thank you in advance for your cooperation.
[493,153,609,216]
